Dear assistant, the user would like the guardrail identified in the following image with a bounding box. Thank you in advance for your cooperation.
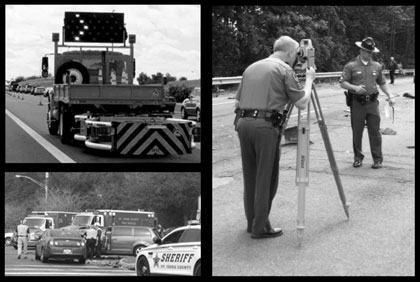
[213,69,415,86]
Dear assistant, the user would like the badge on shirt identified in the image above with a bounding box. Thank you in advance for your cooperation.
[372,71,377,76]
[293,72,303,90]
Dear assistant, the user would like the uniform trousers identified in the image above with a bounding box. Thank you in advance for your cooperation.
[350,98,383,163]
[17,236,28,258]
[237,118,280,235]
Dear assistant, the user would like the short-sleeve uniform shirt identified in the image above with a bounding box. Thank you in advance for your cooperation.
[236,54,305,112]
[340,56,386,95]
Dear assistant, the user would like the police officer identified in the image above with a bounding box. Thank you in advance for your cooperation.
[16,219,29,259]
[234,35,316,239]
[340,37,396,169]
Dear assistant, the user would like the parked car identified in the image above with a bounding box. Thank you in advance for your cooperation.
[12,227,44,250]
[181,87,201,122]
[102,225,160,256]
[135,223,201,276]
[24,85,32,93]
[34,87,46,96]
[35,228,86,264]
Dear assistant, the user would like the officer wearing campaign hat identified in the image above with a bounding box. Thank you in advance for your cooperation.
[234,35,316,239]
[340,37,395,169]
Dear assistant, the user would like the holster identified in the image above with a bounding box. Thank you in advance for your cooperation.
[344,91,352,107]
[233,108,240,131]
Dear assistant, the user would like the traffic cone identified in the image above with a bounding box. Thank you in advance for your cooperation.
[98,68,103,84]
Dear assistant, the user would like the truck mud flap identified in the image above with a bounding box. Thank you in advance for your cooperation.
[114,122,193,155]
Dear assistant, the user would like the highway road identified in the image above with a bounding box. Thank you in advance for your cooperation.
[5,92,200,163]
[213,77,415,276]
[4,247,135,276]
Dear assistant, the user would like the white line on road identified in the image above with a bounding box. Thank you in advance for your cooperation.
[213,100,235,106]
[6,109,76,163]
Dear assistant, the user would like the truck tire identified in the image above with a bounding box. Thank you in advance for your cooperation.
[59,105,72,144]
[47,102,59,135]
[55,61,90,84]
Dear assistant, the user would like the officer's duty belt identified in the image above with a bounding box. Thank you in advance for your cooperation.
[350,92,379,104]
[239,109,276,119]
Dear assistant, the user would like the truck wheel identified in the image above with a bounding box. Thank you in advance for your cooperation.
[78,257,86,264]
[181,107,188,119]
[47,103,59,135]
[196,109,201,122]
[136,256,150,276]
[59,105,72,144]
[55,61,90,84]
[35,248,40,260]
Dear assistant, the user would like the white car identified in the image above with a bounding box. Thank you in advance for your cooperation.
[5,232,14,246]
[135,223,201,276]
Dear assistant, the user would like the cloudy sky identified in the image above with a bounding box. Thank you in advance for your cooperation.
[5,5,200,82]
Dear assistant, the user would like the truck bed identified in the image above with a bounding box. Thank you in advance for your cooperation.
[53,84,167,106]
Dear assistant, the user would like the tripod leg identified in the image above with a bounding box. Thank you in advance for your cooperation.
[311,86,350,219]
[296,104,310,246]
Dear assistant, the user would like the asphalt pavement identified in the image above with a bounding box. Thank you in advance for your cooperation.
[212,77,414,276]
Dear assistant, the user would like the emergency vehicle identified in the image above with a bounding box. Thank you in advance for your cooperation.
[135,222,201,276]
[12,211,78,249]
[64,209,157,235]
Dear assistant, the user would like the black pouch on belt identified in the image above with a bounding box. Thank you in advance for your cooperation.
[233,108,240,131]
[344,91,352,107]
[267,111,284,128]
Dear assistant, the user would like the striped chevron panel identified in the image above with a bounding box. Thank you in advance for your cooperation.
[114,122,192,155]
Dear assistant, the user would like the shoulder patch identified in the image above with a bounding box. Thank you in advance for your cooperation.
[293,72,303,90]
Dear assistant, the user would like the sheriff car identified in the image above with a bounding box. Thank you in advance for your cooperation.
[135,222,201,276]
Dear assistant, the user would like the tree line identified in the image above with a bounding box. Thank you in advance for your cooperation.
[5,172,200,230]
[212,6,415,76]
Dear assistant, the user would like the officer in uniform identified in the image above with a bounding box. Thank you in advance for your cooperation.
[234,35,316,239]
[16,219,29,259]
[340,37,395,169]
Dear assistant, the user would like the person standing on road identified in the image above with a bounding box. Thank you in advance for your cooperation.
[234,35,316,239]
[94,223,102,259]
[16,219,29,259]
[85,226,98,260]
[388,57,398,84]
[340,37,396,169]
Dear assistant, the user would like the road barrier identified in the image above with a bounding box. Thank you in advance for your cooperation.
[213,69,415,87]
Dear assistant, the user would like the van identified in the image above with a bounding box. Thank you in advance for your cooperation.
[102,226,160,256]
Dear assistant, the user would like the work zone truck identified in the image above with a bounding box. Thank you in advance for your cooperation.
[24,211,78,231]
[43,11,197,156]
[12,211,78,249]
[64,209,157,234]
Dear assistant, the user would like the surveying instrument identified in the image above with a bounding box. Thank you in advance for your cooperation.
[281,39,350,246]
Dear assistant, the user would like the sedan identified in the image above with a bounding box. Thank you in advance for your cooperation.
[35,228,86,264]
[135,222,201,276]
[34,87,46,96]
[181,87,201,122]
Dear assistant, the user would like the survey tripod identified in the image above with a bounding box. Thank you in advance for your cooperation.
[280,83,350,246]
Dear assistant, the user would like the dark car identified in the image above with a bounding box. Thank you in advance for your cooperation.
[35,228,86,263]
[102,225,160,256]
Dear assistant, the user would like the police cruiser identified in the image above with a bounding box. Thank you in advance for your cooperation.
[135,221,200,276]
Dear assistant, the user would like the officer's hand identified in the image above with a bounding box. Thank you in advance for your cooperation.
[354,85,367,94]
[306,67,316,81]
[387,96,396,106]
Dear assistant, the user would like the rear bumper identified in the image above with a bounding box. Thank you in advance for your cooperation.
[74,115,196,155]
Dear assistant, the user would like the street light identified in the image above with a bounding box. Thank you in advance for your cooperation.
[15,172,49,202]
